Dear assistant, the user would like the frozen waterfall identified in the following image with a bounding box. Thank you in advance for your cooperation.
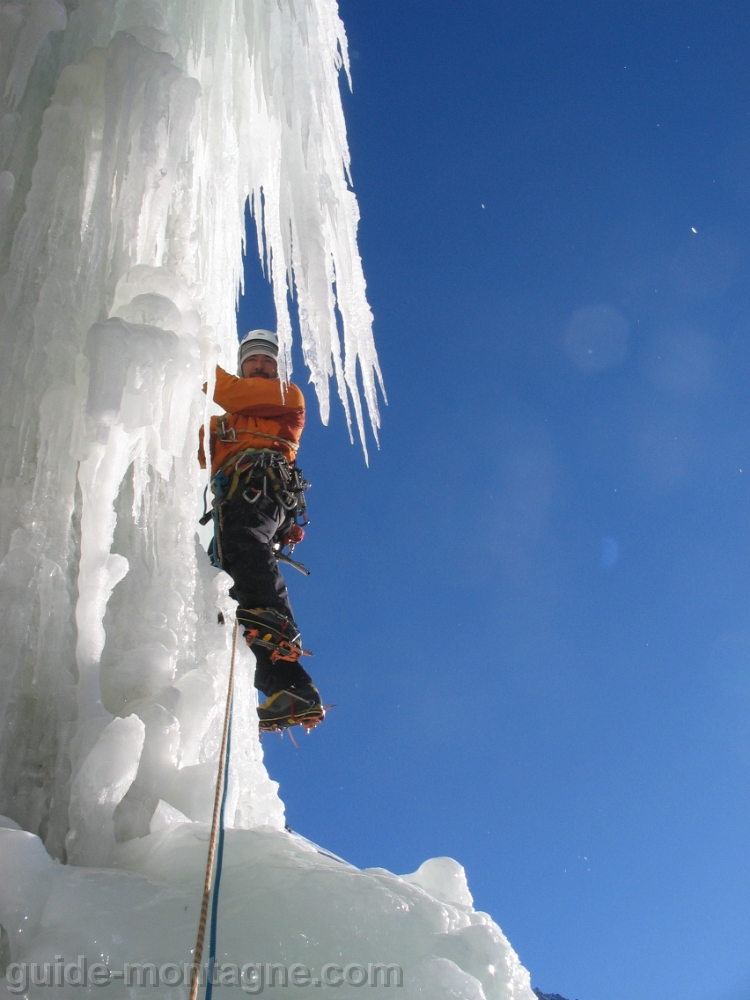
[0,0,381,864]
[0,2,534,998]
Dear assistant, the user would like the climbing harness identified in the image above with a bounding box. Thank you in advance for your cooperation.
[200,448,311,573]
[219,448,309,517]
[188,620,239,1000]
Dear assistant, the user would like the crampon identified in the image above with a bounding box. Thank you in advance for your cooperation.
[236,607,313,663]
[257,686,327,733]
[258,706,327,734]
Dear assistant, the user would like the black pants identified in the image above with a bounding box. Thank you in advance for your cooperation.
[217,490,312,697]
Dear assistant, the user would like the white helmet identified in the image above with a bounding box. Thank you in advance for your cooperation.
[237,329,278,375]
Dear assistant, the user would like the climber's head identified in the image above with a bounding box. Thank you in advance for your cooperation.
[237,329,279,378]
[241,353,278,379]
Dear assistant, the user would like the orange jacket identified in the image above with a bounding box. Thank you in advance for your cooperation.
[199,366,305,475]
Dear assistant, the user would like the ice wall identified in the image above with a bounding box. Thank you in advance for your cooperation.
[0,0,380,862]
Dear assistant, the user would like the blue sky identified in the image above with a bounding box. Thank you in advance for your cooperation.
[237,5,750,999]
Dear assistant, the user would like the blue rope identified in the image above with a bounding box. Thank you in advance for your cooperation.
[205,698,234,1000]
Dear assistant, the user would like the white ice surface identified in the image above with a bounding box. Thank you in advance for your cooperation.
[0,824,535,1000]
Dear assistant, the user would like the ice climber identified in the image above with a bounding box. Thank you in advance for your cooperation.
[199,329,324,732]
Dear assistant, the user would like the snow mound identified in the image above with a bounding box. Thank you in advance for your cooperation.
[0,824,534,1000]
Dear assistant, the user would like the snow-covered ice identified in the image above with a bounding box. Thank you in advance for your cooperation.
[0,819,534,1000]
[0,2,534,997]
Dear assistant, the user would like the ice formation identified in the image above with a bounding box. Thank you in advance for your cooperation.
[0,819,535,1000]
[0,0,380,867]
[0,2,533,998]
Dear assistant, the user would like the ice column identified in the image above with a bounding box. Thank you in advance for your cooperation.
[0,0,379,861]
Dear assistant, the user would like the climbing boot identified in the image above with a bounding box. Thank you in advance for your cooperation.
[258,683,324,732]
[237,606,311,662]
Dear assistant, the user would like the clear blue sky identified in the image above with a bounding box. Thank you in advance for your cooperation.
[237,4,750,999]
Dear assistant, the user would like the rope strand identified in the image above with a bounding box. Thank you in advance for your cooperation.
[189,619,240,1000]
[205,690,233,1000]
